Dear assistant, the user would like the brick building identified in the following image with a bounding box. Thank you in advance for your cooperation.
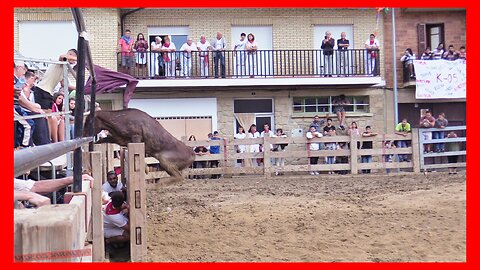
[15,8,397,139]
[382,8,466,127]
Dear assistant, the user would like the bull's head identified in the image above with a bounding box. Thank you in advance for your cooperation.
[83,112,94,137]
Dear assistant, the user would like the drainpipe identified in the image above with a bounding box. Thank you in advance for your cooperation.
[121,8,144,35]
[392,8,399,127]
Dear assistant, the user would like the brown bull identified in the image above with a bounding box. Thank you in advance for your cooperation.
[84,108,195,183]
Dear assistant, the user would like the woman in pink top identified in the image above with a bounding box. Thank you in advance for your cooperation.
[134,33,149,78]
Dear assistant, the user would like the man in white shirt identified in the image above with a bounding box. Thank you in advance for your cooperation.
[103,191,130,245]
[179,37,197,78]
[234,33,247,77]
[102,171,125,194]
[364,34,380,76]
[197,35,212,78]
[212,32,227,78]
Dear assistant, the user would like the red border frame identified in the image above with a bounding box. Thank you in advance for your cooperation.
[3,1,476,269]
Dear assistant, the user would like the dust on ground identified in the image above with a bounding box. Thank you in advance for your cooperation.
[146,172,466,262]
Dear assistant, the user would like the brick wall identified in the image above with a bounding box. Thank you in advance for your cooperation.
[383,8,466,89]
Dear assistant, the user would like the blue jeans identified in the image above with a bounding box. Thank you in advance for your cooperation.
[396,140,408,161]
[432,131,445,151]
[361,155,372,173]
[214,51,226,78]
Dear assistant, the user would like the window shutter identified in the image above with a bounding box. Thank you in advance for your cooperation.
[417,24,426,56]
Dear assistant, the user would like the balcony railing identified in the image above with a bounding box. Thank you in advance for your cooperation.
[116,49,381,79]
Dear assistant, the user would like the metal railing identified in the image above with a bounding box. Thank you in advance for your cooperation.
[117,48,381,79]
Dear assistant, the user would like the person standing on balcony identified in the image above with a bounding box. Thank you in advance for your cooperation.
[458,46,466,60]
[421,47,433,60]
[364,34,380,76]
[197,35,212,78]
[234,33,247,78]
[432,43,444,60]
[134,33,149,78]
[336,32,350,76]
[179,38,197,78]
[246,33,258,78]
[150,36,163,77]
[442,45,459,61]
[400,48,416,79]
[161,36,177,78]
[321,31,335,77]
[212,32,227,78]
[117,29,134,75]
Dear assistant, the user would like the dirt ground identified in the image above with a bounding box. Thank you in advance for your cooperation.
[146,172,466,262]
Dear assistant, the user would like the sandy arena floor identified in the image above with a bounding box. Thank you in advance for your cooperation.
[146,172,466,262]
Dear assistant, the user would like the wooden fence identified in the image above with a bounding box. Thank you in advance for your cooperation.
[102,129,441,181]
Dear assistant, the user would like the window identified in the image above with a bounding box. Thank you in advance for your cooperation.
[426,24,445,50]
[293,96,369,114]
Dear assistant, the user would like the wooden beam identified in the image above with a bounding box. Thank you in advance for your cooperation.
[350,136,358,174]
[93,144,107,184]
[411,129,421,173]
[90,151,105,262]
[127,143,147,262]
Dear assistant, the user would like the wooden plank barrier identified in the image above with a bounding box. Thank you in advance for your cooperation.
[90,151,105,262]
[126,143,147,262]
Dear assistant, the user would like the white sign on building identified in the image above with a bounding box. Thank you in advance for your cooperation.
[413,59,466,99]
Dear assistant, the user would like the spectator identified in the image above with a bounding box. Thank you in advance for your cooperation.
[310,114,327,133]
[400,48,416,78]
[197,35,212,78]
[150,36,163,77]
[33,50,77,145]
[336,32,350,76]
[260,123,274,150]
[336,142,349,175]
[446,131,460,174]
[348,121,361,150]
[458,46,466,60]
[179,38,197,78]
[234,126,246,167]
[134,33,149,78]
[234,33,247,78]
[102,171,126,194]
[324,128,338,174]
[365,34,380,76]
[361,125,378,174]
[246,33,258,78]
[272,128,288,176]
[321,31,335,77]
[248,124,261,167]
[161,35,177,77]
[332,94,349,130]
[306,125,322,175]
[117,29,134,75]
[394,118,411,162]
[14,65,31,149]
[432,43,444,60]
[442,45,459,60]
[419,110,436,153]
[383,140,396,173]
[14,174,94,208]
[50,92,65,143]
[421,47,433,60]
[68,98,75,139]
[193,145,209,179]
[323,118,336,135]
[209,131,222,179]
[433,113,448,152]
[103,191,130,247]
[212,32,227,78]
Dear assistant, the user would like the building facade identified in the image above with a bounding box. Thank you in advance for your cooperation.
[15,8,395,140]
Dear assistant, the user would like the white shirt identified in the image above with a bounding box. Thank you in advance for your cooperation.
[37,64,64,95]
[180,42,197,58]
[14,178,36,191]
[234,39,247,50]
[365,38,380,49]
[151,42,162,52]
[197,41,212,56]
[246,41,258,53]
[306,131,323,151]
[102,181,124,193]
[213,38,226,51]
[103,203,128,237]
[234,132,247,152]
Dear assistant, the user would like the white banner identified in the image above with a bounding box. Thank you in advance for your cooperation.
[413,59,466,99]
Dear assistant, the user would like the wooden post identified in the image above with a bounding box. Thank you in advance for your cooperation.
[106,143,114,173]
[350,135,358,174]
[411,129,421,173]
[93,144,107,184]
[263,136,271,179]
[120,147,127,186]
[127,143,147,262]
[90,151,105,262]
